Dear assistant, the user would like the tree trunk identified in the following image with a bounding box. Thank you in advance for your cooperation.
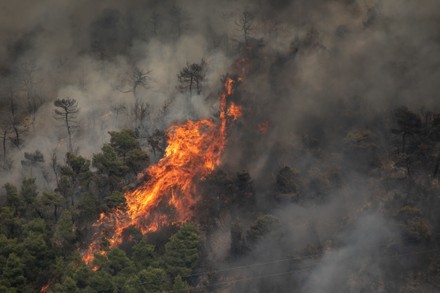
[12,125,20,149]
[52,152,60,188]
[54,204,58,220]
[65,112,72,152]
[189,75,194,96]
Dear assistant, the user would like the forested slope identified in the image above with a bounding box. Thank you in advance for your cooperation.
[1,0,440,292]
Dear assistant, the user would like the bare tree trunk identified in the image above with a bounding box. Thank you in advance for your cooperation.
[65,112,72,152]
[12,125,21,149]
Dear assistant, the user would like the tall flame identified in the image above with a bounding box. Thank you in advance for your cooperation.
[82,77,241,265]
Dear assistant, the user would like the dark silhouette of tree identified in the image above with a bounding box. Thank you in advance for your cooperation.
[230,221,248,256]
[246,215,279,245]
[21,150,44,177]
[392,107,422,154]
[391,107,422,177]
[54,98,79,152]
[118,68,150,96]
[177,59,206,96]
[1,77,25,164]
[130,98,150,130]
[233,170,256,207]
[235,11,254,45]
[195,169,234,231]
[111,104,126,118]
[276,166,298,194]
[1,126,11,166]
[274,166,302,202]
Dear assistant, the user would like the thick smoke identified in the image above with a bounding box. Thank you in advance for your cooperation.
[214,0,440,292]
[1,0,439,291]
[0,0,241,187]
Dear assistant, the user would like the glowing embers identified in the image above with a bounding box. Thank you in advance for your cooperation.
[227,103,242,121]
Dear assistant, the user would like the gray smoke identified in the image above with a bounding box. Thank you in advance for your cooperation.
[0,0,439,291]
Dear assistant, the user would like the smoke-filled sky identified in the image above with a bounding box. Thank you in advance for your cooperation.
[1,0,439,292]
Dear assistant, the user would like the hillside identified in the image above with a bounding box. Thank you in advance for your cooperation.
[0,0,440,292]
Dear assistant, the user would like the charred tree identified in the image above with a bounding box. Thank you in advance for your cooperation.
[235,11,254,46]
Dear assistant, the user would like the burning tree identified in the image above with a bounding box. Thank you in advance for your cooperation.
[82,76,242,265]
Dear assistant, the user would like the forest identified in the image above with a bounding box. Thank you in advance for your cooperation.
[0,0,440,292]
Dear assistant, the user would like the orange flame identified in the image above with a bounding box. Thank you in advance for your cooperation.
[82,77,240,265]
[40,284,49,293]
[227,103,242,120]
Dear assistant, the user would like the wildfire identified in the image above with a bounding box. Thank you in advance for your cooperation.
[227,103,242,121]
[82,77,241,265]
